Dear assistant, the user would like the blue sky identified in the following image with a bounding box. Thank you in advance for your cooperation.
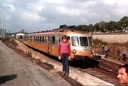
[0,0,128,33]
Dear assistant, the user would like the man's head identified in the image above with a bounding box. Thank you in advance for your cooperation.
[117,64,128,84]
[62,35,67,42]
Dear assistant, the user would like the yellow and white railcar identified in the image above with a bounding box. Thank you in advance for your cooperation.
[23,29,93,60]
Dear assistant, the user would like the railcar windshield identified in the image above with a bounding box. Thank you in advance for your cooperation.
[80,37,88,46]
[71,36,79,46]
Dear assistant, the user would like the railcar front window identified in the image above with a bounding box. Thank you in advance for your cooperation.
[80,37,88,46]
[71,36,79,46]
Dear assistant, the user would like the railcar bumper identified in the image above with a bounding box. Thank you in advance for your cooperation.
[73,55,91,60]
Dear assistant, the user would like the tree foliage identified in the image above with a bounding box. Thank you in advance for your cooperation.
[76,16,128,33]
[18,29,26,33]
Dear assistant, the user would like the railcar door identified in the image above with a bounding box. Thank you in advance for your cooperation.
[48,36,52,53]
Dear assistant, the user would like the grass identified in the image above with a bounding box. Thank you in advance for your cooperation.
[2,37,18,48]
[43,62,54,69]
[26,51,32,57]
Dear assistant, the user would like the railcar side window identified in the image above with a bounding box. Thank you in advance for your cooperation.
[59,37,61,42]
[44,36,46,42]
[80,37,88,46]
[34,36,36,41]
[71,36,79,46]
[37,36,38,41]
[42,36,44,42]
[46,36,48,42]
[40,36,41,42]
[27,36,29,41]
[67,36,70,44]
[35,36,37,41]
[30,36,32,41]
[88,37,92,46]
[35,36,36,41]
[38,36,39,41]
[48,37,50,43]
[52,36,55,44]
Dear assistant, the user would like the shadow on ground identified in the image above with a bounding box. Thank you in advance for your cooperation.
[0,74,17,84]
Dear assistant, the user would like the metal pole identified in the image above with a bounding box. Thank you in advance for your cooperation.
[2,13,4,29]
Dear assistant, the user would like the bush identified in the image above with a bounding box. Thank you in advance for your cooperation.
[93,39,107,45]
[2,37,18,48]
[93,39,102,45]
[124,41,128,47]
[26,51,32,57]
[43,62,54,69]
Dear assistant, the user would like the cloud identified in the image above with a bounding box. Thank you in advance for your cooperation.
[0,0,128,32]
[0,4,15,12]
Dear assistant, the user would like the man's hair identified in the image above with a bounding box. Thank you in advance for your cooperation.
[119,64,128,74]
[62,35,67,40]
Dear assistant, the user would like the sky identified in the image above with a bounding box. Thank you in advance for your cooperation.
[0,0,128,33]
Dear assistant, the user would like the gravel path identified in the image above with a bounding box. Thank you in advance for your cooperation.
[0,41,71,86]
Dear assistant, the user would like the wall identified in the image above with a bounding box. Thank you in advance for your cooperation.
[92,33,128,43]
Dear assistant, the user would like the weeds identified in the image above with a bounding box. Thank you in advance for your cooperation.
[43,62,54,69]
[2,37,18,48]
[26,51,32,57]
[124,41,128,47]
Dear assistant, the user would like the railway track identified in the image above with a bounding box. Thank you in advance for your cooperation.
[96,59,125,86]
[98,58,121,75]
[70,58,125,86]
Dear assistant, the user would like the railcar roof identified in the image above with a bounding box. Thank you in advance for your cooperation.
[26,29,91,36]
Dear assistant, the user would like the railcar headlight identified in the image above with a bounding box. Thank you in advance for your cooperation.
[92,50,94,54]
[72,49,77,54]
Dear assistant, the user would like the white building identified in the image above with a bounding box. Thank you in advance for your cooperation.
[16,33,25,39]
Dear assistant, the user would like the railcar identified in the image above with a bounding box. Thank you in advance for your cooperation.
[23,28,93,60]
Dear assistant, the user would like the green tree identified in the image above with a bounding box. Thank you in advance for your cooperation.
[87,24,94,32]
[98,21,107,32]
[76,25,88,31]
[93,23,100,32]
[18,29,25,33]
[120,16,128,31]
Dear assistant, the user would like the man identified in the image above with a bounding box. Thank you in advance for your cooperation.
[58,35,71,77]
[117,64,128,85]
[104,45,108,57]
[122,49,127,61]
